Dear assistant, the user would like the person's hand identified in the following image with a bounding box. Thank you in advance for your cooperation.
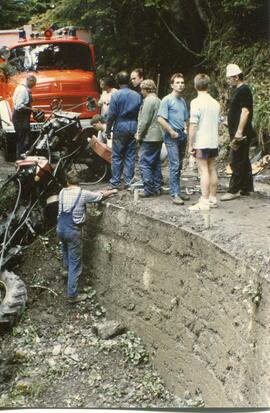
[188,145,195,155]
[221,116,228,127]
[230,139,240,151]
[87,136,95,149]
[135,132,140,142]
[234,131,243,139]
[170,130,178,139]
[87,135,95,143]
[102,189,118,199]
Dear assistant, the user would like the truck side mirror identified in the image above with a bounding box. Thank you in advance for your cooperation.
[0,46,11,61]
[50,98,63,111]
[86,96,96,111]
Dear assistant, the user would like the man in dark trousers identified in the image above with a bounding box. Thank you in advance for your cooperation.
[221,64,254,201]
[106,71,141,190]
[12,74,37,159]
[57,170,117,303]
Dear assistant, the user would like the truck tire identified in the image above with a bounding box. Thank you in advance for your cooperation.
[0,270,27,328]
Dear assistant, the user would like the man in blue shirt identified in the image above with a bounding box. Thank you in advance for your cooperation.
[157,73,190,205]
[106,71,141,189]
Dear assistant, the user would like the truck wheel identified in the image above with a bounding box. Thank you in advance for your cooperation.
[0,270,27,329]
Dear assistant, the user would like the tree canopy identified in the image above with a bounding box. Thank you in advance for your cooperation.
[1,0,268,79]
[1,0,269,140]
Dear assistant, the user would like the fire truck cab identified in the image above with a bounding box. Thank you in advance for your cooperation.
[0,25,99,160]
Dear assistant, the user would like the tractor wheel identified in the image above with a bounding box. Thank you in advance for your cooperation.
[0,270,27,329]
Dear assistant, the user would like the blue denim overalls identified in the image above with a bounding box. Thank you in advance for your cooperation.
[57,189,82,298]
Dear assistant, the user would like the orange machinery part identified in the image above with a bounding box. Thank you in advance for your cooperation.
[89,136,112,164]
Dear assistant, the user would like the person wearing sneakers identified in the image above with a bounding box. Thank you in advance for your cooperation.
[157,73,190,205]
[188,73,220,211]
[221,64,254,201]
[57,170,117,303]
[136,79,164,198]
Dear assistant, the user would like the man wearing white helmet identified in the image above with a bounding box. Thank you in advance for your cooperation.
[221,63,254,201]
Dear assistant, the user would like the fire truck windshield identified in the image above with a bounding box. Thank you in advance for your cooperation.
[9,42,93,72]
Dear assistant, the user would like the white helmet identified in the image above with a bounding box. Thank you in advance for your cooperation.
[226,64,242,77]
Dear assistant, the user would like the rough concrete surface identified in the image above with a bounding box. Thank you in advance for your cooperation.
[84,178,270,406]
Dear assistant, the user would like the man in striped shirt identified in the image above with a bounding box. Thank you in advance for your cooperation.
[57,170,117,303]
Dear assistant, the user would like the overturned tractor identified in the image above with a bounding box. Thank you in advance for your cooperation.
[0,109,111,328]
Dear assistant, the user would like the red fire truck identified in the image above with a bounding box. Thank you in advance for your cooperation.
[0,25,99,159]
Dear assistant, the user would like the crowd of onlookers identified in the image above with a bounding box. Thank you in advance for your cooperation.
[55,64,255,302]
[90,64,254,211]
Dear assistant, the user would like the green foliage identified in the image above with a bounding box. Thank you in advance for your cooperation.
[0,0,54,29]
[0,0,29,29]
[29,0,204,84]
[120,331,149,365]
[0,61,17,81]
[27,0,53,15]
[221,0,258,13]
[253,84,270,146]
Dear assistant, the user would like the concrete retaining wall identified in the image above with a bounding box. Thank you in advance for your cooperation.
[84,204,270,407]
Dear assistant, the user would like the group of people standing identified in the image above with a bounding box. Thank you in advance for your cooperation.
[55,63,256,303]
[97,64,254,211]
[58,65,254,302]
[11,65,254,302]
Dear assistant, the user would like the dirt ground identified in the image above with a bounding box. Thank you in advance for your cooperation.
[0,150,269,408]
[0,234,188,408]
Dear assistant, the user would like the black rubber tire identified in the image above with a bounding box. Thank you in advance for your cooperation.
[72,158,110,185]
[0,270,27,328]
[85,162,109,185]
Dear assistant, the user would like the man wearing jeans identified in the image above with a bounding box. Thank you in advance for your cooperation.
[106,71,141,190]
[57,170,116,303]
[136,79,164,197]
[157,73,190,205]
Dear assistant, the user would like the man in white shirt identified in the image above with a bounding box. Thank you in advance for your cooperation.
[12,74,37,159]
[97,77,117,120]
[188,73,220,211]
